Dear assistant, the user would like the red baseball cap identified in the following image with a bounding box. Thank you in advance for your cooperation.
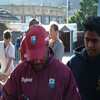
[25,25,48,61]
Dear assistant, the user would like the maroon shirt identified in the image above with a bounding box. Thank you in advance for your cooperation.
[1,52,81,100]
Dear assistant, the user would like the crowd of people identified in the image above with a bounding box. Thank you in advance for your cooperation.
[0,16,100,100]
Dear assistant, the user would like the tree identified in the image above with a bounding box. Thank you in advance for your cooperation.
[68,0,98,31]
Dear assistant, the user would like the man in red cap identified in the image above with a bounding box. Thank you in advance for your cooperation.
[1,25,81,100]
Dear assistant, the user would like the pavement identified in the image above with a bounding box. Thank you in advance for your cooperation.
[13,52,74,66]
[62,52,74,64]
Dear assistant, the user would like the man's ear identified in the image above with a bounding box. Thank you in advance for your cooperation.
[56,30,58,35]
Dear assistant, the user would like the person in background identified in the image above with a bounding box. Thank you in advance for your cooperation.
[15,31,25,50]
[49,21,64,61]
[15,31,25,61]
[66,16,100,100]
[0,30,15,82]
[1,25,81,100]
[20,18,39,61]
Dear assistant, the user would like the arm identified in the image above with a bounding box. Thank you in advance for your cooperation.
[0,43,15,81]
[54,43,64,61]
[1,70,18,100]
[4,57,13,74]
[0,57,13,81]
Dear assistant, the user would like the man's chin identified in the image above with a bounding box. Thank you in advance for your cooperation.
[34,65,43,71]
[88,53,96,60]
[87,51,94,56]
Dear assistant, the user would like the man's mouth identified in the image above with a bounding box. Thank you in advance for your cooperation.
[34,64,43,71]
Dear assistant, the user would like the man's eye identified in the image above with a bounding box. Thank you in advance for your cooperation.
[85,39,89,42]
[93,40,98,43]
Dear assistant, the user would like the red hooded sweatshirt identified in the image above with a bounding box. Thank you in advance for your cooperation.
[1,48,81,100]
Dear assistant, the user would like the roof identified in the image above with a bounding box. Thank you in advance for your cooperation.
[0,0,66,7]
[0,6,20,21]
[59,25,70,32]
[0,0,83,10]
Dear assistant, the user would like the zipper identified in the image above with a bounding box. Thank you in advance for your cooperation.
[36,72,40,100]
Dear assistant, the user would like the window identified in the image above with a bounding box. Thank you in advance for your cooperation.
[51,16,56,21]
[44,16,49,24]
[35,15,42,23]
[25,16,32,23]
[58,16,62,24]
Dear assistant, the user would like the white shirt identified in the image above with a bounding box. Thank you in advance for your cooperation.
[0,41,15,75]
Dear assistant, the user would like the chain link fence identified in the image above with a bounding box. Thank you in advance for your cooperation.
[11,31,21,67]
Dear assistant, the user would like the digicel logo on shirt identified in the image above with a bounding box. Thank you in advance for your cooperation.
[21,77,33,83]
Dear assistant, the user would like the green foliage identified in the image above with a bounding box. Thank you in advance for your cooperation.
[68,0,98,31]
[62,18,67,24]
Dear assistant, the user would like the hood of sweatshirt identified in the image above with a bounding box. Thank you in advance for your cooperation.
[73,45,100,62]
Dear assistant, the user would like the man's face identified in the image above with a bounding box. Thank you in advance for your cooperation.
[84,31,100,60]
[30,45,48,71]
[4,38,11,47]
[22,33,25,37]
[49,26,57,40]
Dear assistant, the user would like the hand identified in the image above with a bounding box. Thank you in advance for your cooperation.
[0,73,6,81]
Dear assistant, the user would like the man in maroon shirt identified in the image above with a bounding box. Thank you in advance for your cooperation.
[1,25,81,100]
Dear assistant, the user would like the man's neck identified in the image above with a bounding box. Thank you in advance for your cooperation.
[4,43,7,48]
[4,43,9,48]
[52,37,57,41]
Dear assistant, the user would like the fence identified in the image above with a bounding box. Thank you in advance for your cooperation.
[11,31,21,66]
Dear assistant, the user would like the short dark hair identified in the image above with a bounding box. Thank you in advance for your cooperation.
[29,18,39,27]
[3,30,12,39]
[50,21,58,31]
[84,16,100,36]
[21,30,25,34]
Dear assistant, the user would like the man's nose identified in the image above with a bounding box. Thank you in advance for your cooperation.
[88,41,93,47]
[33,60,41,64]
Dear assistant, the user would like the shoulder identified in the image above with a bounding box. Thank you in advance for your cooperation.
[54,39,64,50]
[0,41,4,45]
[51,58,71,75]
[9,42,15,49]
[57,38,62,42]
[66,54,83,70]
[0,41,4,52]
[66,54,77,64]
[13,60,28,75]
[68,53,81,61]
[56,38,64,46]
